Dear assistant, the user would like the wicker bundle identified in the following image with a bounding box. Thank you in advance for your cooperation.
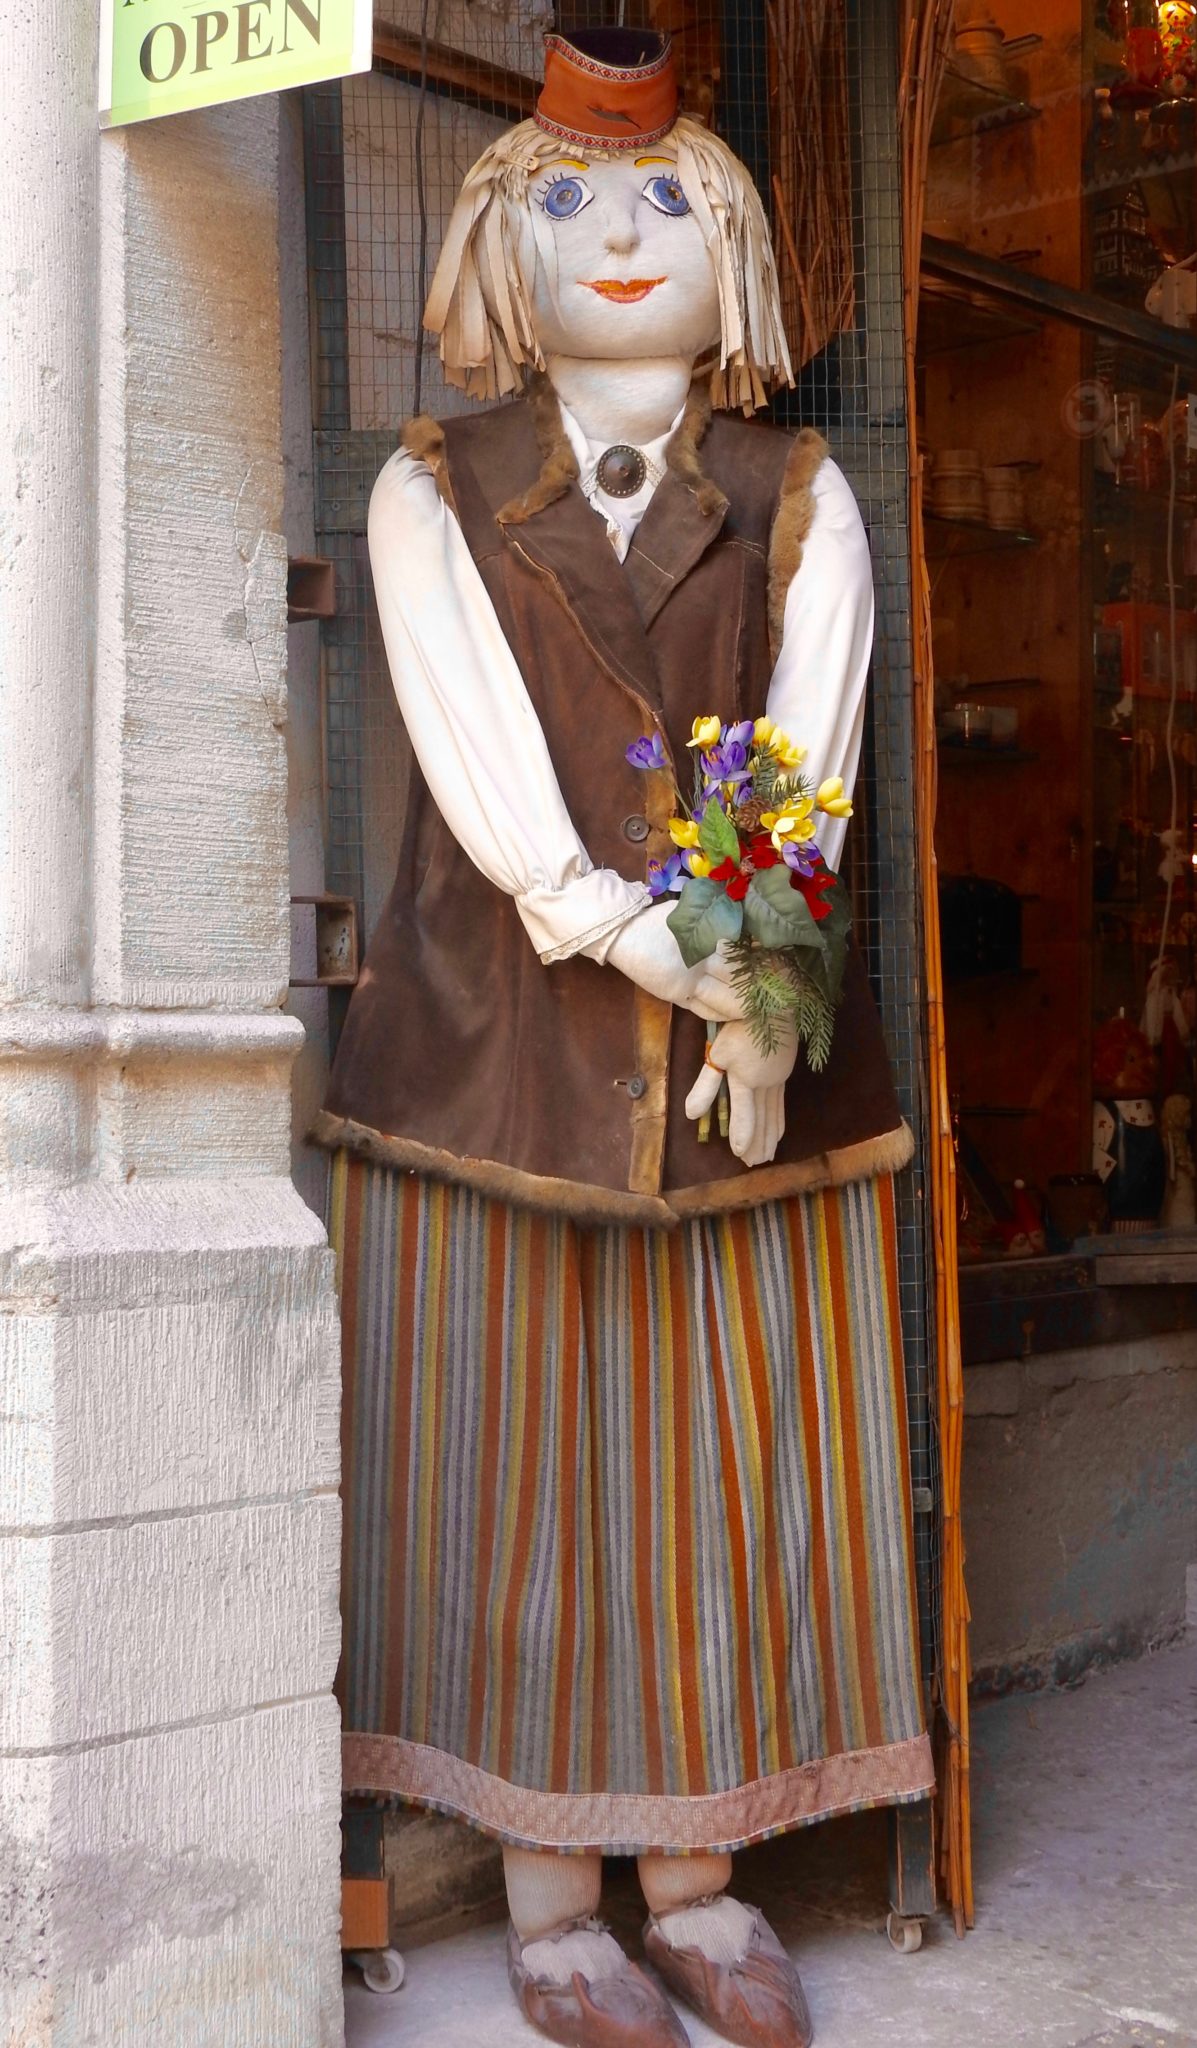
[899,0,975,1936]
[766,0,855,370]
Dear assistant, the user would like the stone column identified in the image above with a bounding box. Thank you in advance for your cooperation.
[0,7,343,2041]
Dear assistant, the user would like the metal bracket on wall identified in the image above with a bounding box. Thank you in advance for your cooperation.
[288,555,337,623]
[290,893,359,987]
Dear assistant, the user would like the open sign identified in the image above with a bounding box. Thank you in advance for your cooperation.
[99,0,372,128]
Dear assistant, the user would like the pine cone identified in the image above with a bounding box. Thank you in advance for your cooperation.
[733,794,770,834]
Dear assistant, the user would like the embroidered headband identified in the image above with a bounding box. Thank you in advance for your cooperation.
[535,30,678,152]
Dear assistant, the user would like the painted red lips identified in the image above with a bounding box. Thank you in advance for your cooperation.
[581,278,666,304]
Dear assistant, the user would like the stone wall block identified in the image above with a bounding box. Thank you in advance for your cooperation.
[1,1498,340,1752]
[95,105,293,1013]
[966,1334,1197,1686]
[1,1698,344,2048]
[0,1281,339,1531]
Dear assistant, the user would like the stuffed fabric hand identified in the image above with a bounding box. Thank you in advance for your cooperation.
[684,1022,798,1167]
[605,902,746,1024]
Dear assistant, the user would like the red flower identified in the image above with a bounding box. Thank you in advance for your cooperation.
[710,856,751,902]
[791,866,836,921]
[749,834,780,870]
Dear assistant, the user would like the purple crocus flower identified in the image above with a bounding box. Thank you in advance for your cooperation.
[725,720,755,750]
[782,838,821,877]
[647,854,686,898]
[701,739,752,792]
[626,733,668,772]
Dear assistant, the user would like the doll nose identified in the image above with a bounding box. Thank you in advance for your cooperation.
[600,195,640,257]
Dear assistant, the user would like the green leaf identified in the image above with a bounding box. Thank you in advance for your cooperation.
[741,866,827,953]
[697,797,740,864]
[667,877,743,968]
[813,875,852,1000]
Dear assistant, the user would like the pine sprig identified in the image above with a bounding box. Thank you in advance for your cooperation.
[727,939,838,1071]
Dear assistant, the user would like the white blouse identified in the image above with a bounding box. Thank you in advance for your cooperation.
[366,397,874,965]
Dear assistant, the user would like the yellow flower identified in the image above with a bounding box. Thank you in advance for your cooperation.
[771,729,807,770]
[769,798,815,852]
[687,853,711,879]
[817,778,854,821]
[669,817,700,847]
[753,715,777,746]
[687,715,722,749]
[759,810,779,830]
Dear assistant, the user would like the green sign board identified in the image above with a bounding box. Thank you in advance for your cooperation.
[99,0,372,128]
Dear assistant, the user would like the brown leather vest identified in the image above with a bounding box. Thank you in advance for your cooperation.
[316,388,911,1228]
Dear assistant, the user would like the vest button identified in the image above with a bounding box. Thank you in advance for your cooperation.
[626,1074,647,1100]
[622,814,650,844]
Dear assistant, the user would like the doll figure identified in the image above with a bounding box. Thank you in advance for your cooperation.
[1093,1015,1166,1229]
[1160,1093,1197,1228]
[319,31,931,2048]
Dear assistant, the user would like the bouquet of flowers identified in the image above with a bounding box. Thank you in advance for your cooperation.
[626,715,853,1073]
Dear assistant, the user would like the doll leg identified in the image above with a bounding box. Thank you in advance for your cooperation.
[640,1851,813,2048]
[504,1844,603,1946]
[504,1846,688,2047]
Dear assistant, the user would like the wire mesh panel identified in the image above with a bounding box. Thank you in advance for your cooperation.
[304,0,936,1691]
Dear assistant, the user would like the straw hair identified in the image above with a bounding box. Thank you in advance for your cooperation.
[422,116,793,412]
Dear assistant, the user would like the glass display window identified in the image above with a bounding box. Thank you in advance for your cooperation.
[920,1,1197,1260]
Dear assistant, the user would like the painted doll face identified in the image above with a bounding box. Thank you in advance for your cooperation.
[526,148,721,362]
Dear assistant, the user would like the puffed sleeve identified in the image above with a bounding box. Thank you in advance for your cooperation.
[764,456,875,873]
[367,449,650,962]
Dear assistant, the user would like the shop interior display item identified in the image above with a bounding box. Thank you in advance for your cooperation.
[1160,1091,1197,1225]
[1092,1015,1167,1228]
[1045,1172,1109,1248]
[999,1176,1047,1255]
[982,462,1028,529]
[953,2,1010,91]
[928,446,985,519]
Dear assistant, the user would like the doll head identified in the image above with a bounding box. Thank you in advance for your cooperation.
[423,31,792,411]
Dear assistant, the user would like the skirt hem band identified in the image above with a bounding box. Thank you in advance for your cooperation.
[341,1728,935,1856]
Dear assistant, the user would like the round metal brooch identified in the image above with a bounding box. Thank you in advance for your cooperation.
[595,444,648,499]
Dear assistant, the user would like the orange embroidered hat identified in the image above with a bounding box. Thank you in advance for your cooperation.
[535,29,678,152]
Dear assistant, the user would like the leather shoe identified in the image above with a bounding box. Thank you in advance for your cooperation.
[643,1903,813,2048]
[508,1920,690,2048]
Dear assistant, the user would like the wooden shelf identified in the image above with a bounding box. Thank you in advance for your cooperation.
[932,59,1042,146]
[952,675,1042,692]
[919,280,1042,356]
[938,744,1039,765]
[926,514,1038,557]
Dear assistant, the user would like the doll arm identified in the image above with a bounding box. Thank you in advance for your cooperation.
[763,457,875,873]
[682,461,875,1165]
[368,449,649,963]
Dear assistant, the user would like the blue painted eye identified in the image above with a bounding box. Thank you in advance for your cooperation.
[643,173,690,217]
[541,175,593,220]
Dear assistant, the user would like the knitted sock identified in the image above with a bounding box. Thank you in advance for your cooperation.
[504,1846,603,1939]
[504,1846,618,1985]
[637,1851,733,1916]
[638,1852,754,1965]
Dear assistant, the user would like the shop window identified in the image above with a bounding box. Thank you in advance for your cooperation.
[920,1,1197,1265]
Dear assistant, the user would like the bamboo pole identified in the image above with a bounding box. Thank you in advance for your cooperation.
[898,0,975,1933]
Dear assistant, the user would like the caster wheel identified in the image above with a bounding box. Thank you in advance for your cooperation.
[352,1947,406,1995]
[886,1912,923,1954]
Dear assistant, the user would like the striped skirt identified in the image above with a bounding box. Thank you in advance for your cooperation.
[333,1157,933,1854]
